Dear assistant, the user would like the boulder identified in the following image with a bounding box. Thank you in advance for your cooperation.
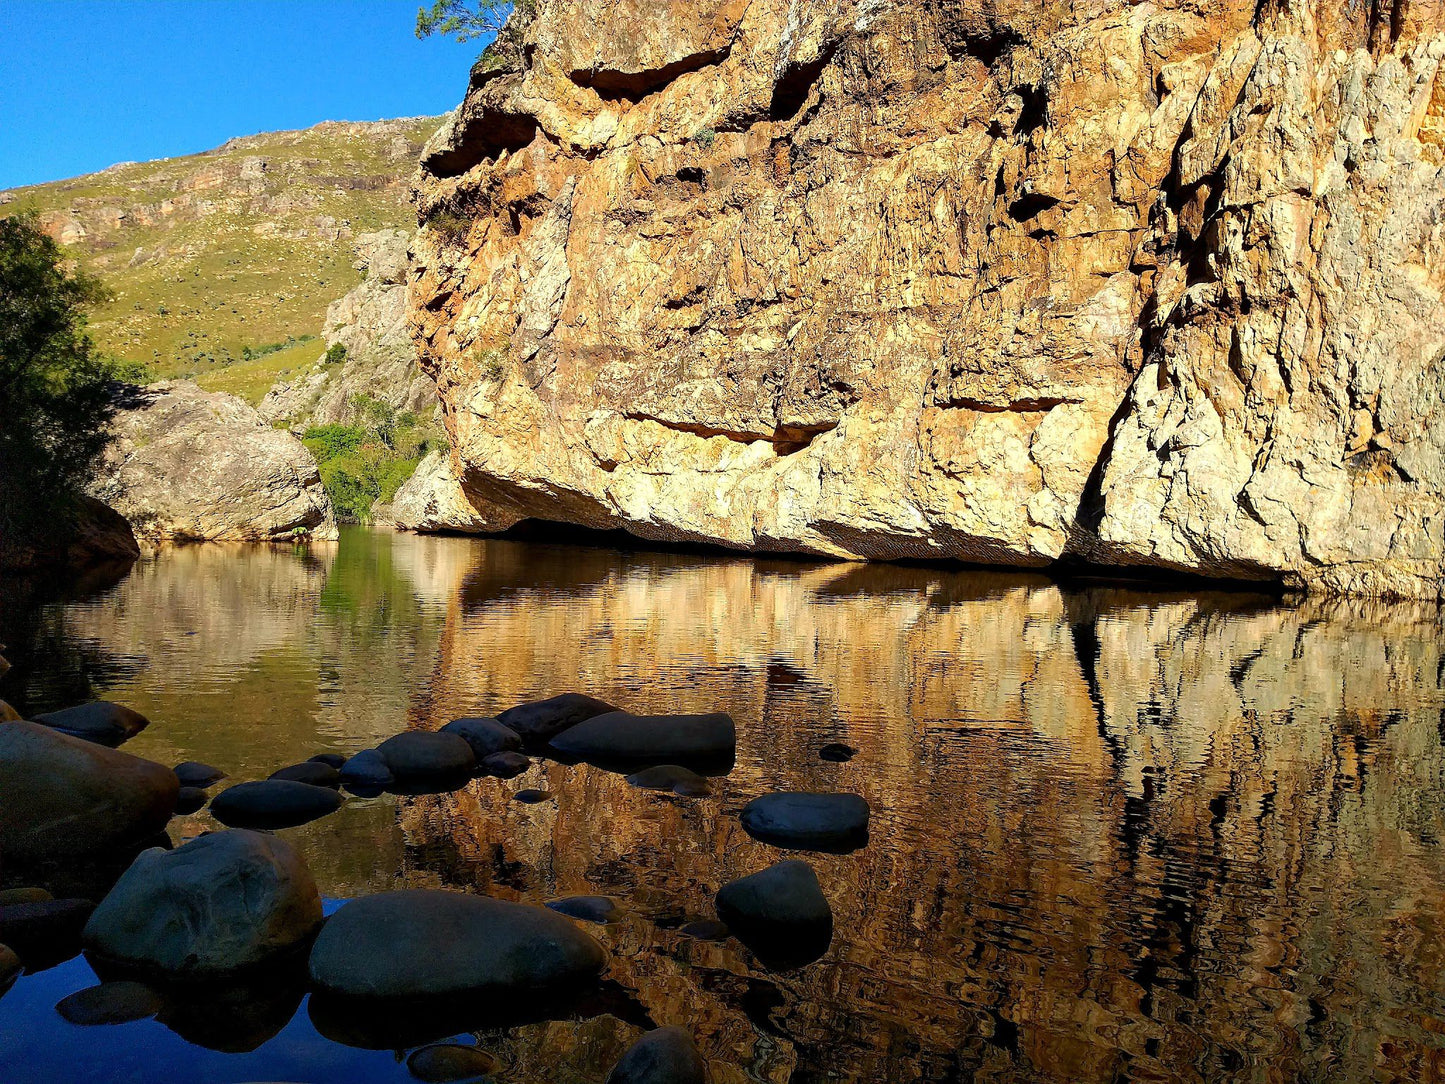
[88,380,338,543]
[376,731,476,786]
[209,780,343,830]
[32,701,149,747]
[173,761,226,787]
[626,764,712,797]
[0,898,95,969]
[739,792,871,853]
[551,711,735,769]
[715,860,832,971]
[0,943,19,996]
[0,721,178,864]
[407,1043,500,1083]
[308,753,347,769]
[608,1026,707,1084]
[55,980,164,1025]
[818,742,856,763]
[339,749,393,795]
[481,751,530,778]
[175,787,209,815]
[83,829,323,979]
[497,693,619,743]
[308,888,605,1001]
[391,448,516,534]
[440,716,523,760]
[269,761,341,788]
[545,895,618,924]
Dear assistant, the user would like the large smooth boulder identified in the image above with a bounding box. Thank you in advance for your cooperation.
[32,701,149,747]
[376,731,476,786]
[497,693,618,743]
[269,761,341,788]
[715,860,832,971]
[608,1026,707,1084]
[339,748,394,795]
[308,889,605,1001]
[739,792,870,853]
[209,780,342,830]
[550,711,735,769]
[440,716,523,760]
[0,721,178,864]
[83,829,323,979]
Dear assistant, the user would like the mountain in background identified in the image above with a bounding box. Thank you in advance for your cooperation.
[0,116,441,403]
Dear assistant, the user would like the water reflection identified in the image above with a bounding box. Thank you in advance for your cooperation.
[2,529,1444,1081]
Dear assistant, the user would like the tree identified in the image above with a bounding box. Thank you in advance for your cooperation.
[415,0,513,43]
[0,214,126,551]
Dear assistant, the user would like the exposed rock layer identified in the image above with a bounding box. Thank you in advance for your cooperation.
[410,0,1445,597]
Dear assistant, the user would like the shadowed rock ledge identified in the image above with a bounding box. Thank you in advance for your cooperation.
[409,0,1445,599]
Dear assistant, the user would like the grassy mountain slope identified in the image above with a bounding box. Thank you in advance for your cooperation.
[0,117,439,400]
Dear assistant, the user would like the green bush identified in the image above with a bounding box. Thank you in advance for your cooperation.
[303,396,441,523]
[324,342,347,366]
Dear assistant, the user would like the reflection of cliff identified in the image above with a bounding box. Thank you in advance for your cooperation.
[393,544,1445,1083]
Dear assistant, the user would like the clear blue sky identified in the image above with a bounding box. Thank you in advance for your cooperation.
[0,0,486,190]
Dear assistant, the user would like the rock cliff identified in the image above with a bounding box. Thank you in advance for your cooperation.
[409,0,1445,597]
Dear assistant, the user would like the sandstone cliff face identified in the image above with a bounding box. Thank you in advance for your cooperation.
[410,0,1445,597]
[91,381,337,543]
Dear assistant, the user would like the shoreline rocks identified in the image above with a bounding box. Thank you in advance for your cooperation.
[715,860,833,971]
[376,731,476,788]
[440,716,523,760]
[339,749,393,795]
[497,693,619,744]
[209,780,343,830]
[550,711,736,769]
[32,701,150,748]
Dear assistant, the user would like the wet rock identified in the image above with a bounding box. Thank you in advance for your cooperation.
[83,829,323,979]
[625,764,712,797]
[308,753,347,769]
[481,750,531,778]
[513,788,551,804]
[551,711,736,769]
[407,1043,500,1082]
[55,980,163,1025]
[175,787,210,815]
[608,1026,707,1084]
[269,761,342,788]
[0,943,19,996]
[497,693,619,743]
[441,716,523,760]
[208,780,343,830]
[32,701,149,747]
[173,761,226,787]
[377,731,476,786]
[0,699,22,722]
[339,748,393,795]
[678,919,730,942]
[0,721,178,864]
[818,742,856,763]
[545,895,618,924]
[715,860,833,971]
[0,898,95,970]
[308,888,605,1000]
[0,887,53,906]
[739,792,871,853]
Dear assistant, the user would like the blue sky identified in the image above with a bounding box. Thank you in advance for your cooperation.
[0,0,486,190]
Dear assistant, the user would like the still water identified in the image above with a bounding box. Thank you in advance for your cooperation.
[2,527,1444,1083]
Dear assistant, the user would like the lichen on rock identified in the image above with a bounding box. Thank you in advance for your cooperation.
[409,0,1445,598]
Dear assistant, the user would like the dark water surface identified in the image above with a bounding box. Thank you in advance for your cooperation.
[2,527,1445,1082]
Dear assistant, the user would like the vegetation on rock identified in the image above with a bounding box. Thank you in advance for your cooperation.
[303,395,441,522]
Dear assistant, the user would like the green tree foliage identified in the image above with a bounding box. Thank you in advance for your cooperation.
[324,342,347,366]
[303,396,441,523]
[0,214,131,551]
[415,0,514,43]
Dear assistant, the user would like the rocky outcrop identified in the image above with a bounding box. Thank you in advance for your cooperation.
[391,448,518,533]
[410,0,1445,598]
[260,229,435,429]
[90,381,337,542]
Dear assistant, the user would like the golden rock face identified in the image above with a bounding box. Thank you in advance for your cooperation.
[409,0,1445,597]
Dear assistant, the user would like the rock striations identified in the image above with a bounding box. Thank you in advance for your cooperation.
[408,0,1445,598]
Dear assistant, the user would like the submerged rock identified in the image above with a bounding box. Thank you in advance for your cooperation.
[55,980,164,1026]
[174,787,210,815]
[209,780,343,830]
[269,761,342,788]
[441,716,523,760]
[308,753,347,769]
[83,829,323,979]
[545,895,619,924]
[339,748,394,794]
[513,788,551,804]
[0,721,178,864]
[407,1043,500,1083]
[308,888,605,1001]
[818,742,856,763]
[481,751,530,778]
[32,701,149,748]
[173,761,226,787]
[551,711,735,769]
[608,1026,707,1084]
[625,764,713,797]
[377,731,476,786]
[715,860,833,971]
[739,792,871,853]
[497,693,619,743]
[0,898,96,970]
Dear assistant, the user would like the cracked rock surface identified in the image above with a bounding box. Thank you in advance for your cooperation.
[410,0,1445,597]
